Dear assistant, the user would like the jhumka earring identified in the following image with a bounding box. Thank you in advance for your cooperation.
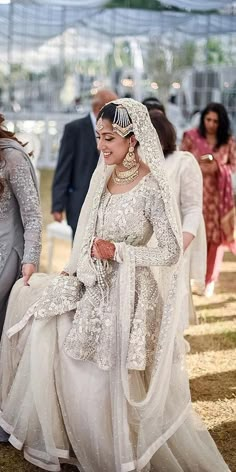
[123,145,136,169]
[112,142,139,184]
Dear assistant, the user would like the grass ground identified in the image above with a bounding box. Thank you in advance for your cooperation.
[0,169,235,471]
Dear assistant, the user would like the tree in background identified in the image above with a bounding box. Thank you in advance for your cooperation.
[144,37,197,102]
[205,38,226,64]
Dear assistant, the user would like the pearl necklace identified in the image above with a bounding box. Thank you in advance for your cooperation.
[112,163,140,185]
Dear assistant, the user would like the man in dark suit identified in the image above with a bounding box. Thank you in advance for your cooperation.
[52,89,118,237]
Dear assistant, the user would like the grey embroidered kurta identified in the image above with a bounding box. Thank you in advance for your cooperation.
[0,142,42,333]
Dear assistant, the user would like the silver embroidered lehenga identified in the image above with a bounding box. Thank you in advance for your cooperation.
[0,99,230,472]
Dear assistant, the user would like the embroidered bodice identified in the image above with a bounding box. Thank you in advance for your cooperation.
[63,174,180,370]
[96,173,179,266]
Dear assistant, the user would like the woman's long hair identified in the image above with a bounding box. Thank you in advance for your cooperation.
[149,109,176,157]
[0,114,31,198]
[198,102,232,149]
[142,96,166,115]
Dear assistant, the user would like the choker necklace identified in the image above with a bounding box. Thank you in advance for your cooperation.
[112,163,140,185]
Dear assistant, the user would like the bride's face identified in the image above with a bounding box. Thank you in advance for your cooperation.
[96,119,133,166]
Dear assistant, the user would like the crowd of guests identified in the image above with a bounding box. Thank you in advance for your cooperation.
[142,97,236,298]
[0,90,235,471]
[181,103,236,296]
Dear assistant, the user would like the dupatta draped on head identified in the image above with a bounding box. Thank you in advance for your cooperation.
[65,99,191,470]
[65,98,182,278]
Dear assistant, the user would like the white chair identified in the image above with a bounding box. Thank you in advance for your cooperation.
[46,220,72,273]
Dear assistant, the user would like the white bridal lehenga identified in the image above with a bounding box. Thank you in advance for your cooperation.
[0,99,230,472]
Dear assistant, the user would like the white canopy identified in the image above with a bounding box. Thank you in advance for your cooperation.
[0,0,235,50]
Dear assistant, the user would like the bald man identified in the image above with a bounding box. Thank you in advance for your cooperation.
[52,89,118,237]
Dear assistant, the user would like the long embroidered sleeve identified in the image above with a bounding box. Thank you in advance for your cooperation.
[126,179,180,266]
[6,149,42,266]
[96,174,180,267]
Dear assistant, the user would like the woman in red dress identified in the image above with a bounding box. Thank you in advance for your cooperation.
[181,102,236,296]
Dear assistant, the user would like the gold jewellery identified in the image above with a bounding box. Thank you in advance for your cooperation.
[112,105,133,137]
[123,145,136,169]
[112,145,140,185]
[96,105,134,137]
[112,164,140,185]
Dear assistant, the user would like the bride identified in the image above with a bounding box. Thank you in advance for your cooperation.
[0,99,230,471]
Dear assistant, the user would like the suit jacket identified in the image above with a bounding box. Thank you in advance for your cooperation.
[52,114,99,233]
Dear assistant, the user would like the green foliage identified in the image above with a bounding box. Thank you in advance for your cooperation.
[104,0,218,13]
[173,41,197,69]
[145,38,197,95]
[206,38,225,64]
[10,63,30,80]
[104,0,183,12]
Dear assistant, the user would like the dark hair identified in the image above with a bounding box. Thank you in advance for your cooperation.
[142,97,166,115]
[97,102,134,139]
[0,113,31,198]
[198,102,231,148]
[149,110,176,157]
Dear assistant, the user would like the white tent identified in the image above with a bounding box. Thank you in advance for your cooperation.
[1,1,235,167]
[0,1,236,50]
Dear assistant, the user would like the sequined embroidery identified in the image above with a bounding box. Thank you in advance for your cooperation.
[0,149,42,273]
[64,175,179,370]
[0,242,7,273]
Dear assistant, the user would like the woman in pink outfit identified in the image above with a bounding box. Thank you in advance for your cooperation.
[181,102,236,296]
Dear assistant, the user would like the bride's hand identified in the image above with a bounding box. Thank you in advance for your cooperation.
[91,239,115,260]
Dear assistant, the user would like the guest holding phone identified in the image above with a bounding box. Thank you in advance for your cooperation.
[181,103,236,296]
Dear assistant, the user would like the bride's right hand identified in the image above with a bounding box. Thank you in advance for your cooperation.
[91,238,115,260]
[60,271,69,276]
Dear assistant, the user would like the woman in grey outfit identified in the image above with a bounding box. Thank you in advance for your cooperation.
[0,114,42,336]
